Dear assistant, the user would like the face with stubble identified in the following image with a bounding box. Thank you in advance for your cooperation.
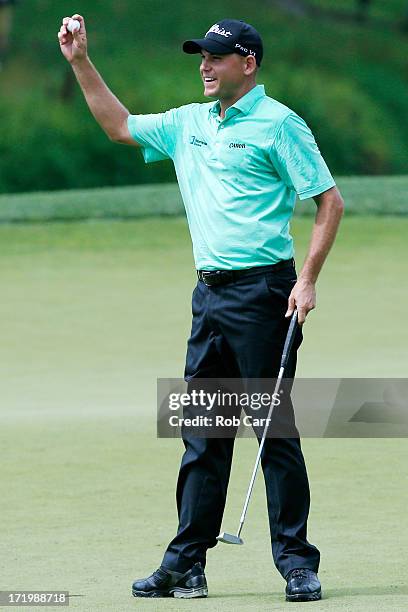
[199,49,256,103]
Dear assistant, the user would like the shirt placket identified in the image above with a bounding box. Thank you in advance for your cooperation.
[208,109,239,165]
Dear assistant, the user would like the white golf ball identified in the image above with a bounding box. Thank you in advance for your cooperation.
[67,19,80,34]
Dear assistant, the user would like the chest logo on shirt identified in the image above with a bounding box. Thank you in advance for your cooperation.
[190,136,208,147]
[229,142,246,149]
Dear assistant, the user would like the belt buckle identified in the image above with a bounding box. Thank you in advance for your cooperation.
[200,270,215,286]
[200,270,228,287]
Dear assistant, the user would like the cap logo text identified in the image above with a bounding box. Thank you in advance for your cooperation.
[206,24,233,38]
[235,43,256,56]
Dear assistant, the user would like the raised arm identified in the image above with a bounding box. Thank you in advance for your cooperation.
[58,14,137,146]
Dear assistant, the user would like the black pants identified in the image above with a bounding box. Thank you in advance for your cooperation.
[161,264,320,578]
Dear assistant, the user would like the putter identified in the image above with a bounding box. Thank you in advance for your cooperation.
[217,309,299,545]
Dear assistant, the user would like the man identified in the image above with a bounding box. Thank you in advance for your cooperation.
[58,16,344,602]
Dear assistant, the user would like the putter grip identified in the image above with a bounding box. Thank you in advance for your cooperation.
[280,310,298,369]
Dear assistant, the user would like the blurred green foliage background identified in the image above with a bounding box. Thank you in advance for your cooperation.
[0,0,407,194]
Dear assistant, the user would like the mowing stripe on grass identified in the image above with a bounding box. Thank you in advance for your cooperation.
[0,176,406,223]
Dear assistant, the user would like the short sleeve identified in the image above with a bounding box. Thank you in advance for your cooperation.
[268,113,336,200]
[127,107,183,164]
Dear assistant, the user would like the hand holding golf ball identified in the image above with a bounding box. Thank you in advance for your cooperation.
[58,15,87,63]
[67,19,81,34]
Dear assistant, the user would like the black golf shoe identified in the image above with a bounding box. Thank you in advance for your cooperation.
[132,562,208,598]
[285,568,321,602]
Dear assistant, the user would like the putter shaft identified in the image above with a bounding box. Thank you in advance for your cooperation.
[217,310,299,545]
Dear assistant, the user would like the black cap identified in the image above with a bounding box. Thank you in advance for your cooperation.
[183,19,263,67]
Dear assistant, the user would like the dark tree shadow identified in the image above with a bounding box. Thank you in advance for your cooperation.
[268,0,408,36]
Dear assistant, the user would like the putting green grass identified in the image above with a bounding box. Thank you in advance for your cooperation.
[1,216,408,611]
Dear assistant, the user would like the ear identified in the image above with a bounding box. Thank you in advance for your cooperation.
[243,55,257,76]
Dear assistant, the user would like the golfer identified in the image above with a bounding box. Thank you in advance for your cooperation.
[58,16,344,602]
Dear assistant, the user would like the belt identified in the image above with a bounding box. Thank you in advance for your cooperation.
[197,259,295,287]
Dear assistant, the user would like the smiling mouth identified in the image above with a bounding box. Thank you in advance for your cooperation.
[203,78,217,84]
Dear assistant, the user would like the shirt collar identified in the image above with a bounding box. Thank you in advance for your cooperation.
[209,84,266,118]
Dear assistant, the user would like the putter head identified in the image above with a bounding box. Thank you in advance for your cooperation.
[216,532,244,545]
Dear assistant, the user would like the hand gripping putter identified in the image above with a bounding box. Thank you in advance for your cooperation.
[217,310,299,545]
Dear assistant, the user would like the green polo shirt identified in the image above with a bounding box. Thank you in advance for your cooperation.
[127,84,335,270]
